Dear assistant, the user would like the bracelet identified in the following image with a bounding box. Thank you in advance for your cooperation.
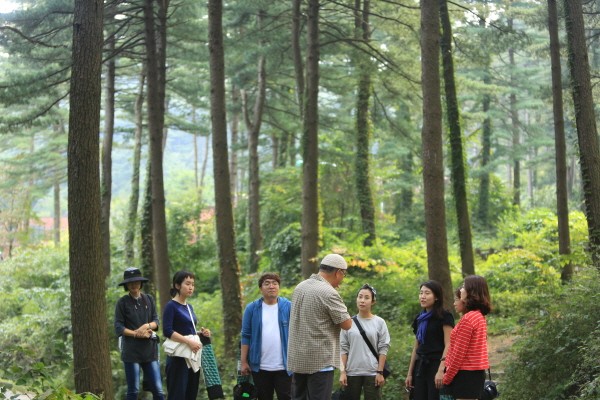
[440,357,446,361]
[376,371,384,375]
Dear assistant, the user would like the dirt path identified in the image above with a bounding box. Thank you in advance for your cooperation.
[487,334,517,379]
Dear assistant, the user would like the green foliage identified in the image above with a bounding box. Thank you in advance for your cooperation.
[501,267,600,400]
[267,222,302,286]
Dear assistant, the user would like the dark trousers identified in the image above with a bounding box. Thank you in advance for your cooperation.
[292,370,334,400]
[412,358,441,400]
[252,369,292,400]
[165,356,200,400]
[345,375,381,400]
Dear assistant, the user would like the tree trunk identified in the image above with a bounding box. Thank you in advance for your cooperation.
[439,0,475,276]
[53,180,60,246]
[243,20,267,272]
[563,0,600,266]
[144,0,171,311]
[420,0,453,308]
[101,29,115,278]
[230,84,240,206]
[125,69,146,266]
[140,160,156,297]
[208,0,243,358]
[508,16,521,207]
[354,0,376,247]
[477,73,492,230]
[301,0,320,277]
[291,0,303,167]
[67,0,113,396]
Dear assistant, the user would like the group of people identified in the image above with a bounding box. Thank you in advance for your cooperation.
[113,254,492,400]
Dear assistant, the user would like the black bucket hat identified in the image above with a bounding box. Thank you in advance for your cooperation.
[118,267,149,286]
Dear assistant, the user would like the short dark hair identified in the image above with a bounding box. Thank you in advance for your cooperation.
[463,275,492,315]
[170,270,195,298]
[258,272,281,288]
[420,280,445,318]
[319,264,337,274]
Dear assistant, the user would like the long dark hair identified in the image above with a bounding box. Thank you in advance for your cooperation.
[170,270,195,297]
[463,275,492,315]
[420,280,445,318]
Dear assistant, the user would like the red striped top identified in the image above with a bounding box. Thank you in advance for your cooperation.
[443,310,489,385]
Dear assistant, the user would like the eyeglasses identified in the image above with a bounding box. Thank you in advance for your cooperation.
[262,280,280,287]
[338,269,347,277]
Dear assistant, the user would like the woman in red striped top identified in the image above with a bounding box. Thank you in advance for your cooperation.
[442,275,492,400]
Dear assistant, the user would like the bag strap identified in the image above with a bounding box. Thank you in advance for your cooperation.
[352,316,379,362]
[487,368,493,381]
[141,293,152,324]
[186,304,197,332]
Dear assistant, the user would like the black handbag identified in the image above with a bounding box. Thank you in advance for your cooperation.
[331,387,349,400]
[481,369,499,400]
[352,316,392,378]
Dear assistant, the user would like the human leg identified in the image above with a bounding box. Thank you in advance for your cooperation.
[166,356,189,400]
[184,369,201,400]
[140,360,165,400]
[424,360,440,400]
[361,376,381,400]
[272,370,292,400]
[123,362,140,400]
[344,375,364,400]
[292,373,308,400]
[305,371,334,400]
[252,370,276,400]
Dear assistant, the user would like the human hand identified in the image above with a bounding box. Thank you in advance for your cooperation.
[435,370,444,388]
[240,361,251,376]
[339,371,347,387]
[199,327,211,337]
[187,337,202,353]
[405,375,413,389]
[375,373,385,387]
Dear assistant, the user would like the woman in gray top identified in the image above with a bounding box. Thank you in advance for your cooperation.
[340,284,391,400]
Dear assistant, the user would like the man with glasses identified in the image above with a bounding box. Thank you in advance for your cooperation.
[287,254,352,400]
[241,273,292,399]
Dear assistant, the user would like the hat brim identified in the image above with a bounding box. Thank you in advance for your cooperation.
[118,277,149,286]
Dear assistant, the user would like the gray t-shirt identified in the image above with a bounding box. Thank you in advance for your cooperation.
[340,315,390,376]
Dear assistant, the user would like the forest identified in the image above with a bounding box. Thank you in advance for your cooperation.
[1,0,600,399]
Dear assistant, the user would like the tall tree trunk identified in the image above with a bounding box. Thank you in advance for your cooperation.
[477,73,492,229]
[68,0,113,396]
[208,0,243,358]
[230,84,240,206]
[291,0,304,167]
[101,28,115,277]
[301,0,320,277]
[508,16,521,207]
[354,0,376,247]
[420,0,453,308]
[548,0,571,281]
[144,0,171,310]
[243,20,267,272]
[563,0,600,266]
[125,69,146,266]
[439,0,475,276]
[140,161,156,297]
[53,180,60,246]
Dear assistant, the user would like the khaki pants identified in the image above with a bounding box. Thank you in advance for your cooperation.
[345,375,382,400]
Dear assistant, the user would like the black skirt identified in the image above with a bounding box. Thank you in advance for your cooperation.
[445,370,485,398]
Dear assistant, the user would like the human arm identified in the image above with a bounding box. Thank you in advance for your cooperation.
[240,303,254,375]
[339,318,352,331]
[435,324,452,388]
[375,354,387,387]
[405,339,418,389]
[340,353,348,386]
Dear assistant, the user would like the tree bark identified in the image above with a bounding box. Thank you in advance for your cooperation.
[420,0,453,308]
[230,84,240,206]
[508,16,521,207]
[477,72,492,230]
[144,0,171,311]
[125,69,146,266]
[243,20,267,272]
[563,0,600,266]
[208,0,243,358]
[101,26,115,277]
[291,0,304,167]
[140,160,156,297]
[354,0,376,247]
[68,0,113,396]
[439,0,474,276]
[301,0,320,277]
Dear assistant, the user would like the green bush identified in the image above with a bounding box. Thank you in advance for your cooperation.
[501,267,600,400]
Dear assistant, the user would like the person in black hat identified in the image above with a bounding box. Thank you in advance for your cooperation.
[114,267,164,400]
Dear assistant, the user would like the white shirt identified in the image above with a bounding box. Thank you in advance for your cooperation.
[260,302,284,370]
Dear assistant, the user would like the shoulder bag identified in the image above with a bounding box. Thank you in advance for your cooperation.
[352,316,392,378]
